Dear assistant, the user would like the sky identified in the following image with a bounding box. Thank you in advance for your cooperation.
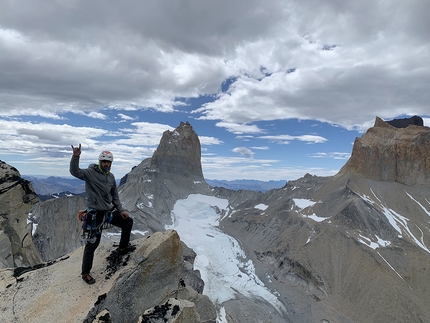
[0,0,429,181]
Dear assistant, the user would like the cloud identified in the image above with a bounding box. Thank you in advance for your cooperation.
[232,147,254,158]
[235,135,254,141]
[250,146,269,150]
[117,113,135,122]
[201,155,338,181]
[0,0,428,130]
[117,122,175,146]
[310,152,351,160]
[215,122,263,134]
[0,0,429,181]
[200,136,224,146]
[259,134,328,144]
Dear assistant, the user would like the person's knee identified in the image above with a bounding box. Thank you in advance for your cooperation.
[127,217,133,228]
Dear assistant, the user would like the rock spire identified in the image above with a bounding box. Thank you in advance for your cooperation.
[150,121,204,180]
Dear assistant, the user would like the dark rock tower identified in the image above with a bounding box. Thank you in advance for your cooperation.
[150,121,204,180]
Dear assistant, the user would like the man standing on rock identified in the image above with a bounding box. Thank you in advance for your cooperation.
[70,144,134,284]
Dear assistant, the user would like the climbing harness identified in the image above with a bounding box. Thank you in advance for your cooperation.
[78,208,114,245]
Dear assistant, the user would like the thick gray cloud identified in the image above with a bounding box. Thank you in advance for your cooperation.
[0,0,429,129]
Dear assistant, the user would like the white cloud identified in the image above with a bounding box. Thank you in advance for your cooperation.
[232,147,254,158]
[0,0,429,181]
[117,122,175,146]
[310,152,351,160]
[215,122,263,134]
[251,146,269,150]
[0,120,106,149]
[201,155,338,181]
[117,113,135,122]
[259,134,328,144]
[0,0,428,129]
[199,136,223,146]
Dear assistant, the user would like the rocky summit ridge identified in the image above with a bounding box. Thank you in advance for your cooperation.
[1,230,216,323]
[1,117,430,323]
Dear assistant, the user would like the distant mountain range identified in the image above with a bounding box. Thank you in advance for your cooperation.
[23,175,286,201]
[205,179,286,192]
[22,175,86,201]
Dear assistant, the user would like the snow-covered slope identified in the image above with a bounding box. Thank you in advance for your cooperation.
[166,194,287,322]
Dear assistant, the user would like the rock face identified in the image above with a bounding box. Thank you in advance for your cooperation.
[0,230,216,323]
[339,116,430,185]
[0,161,41,268]
[151,121,204,179]
[217,172,430,323]
[387,115,423,128]
[119,122,212,232]
[31,195,86,261]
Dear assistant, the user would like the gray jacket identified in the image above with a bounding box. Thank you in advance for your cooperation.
[69,155,124,212]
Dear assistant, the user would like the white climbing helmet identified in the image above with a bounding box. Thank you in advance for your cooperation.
[98,150,114,162]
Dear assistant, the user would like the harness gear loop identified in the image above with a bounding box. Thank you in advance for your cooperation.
[79,208,114,245]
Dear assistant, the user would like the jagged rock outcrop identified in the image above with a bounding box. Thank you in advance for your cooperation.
[0,230,216,323]
[0,161,41,268]
[181,242,204,294]
[338,116,430,185]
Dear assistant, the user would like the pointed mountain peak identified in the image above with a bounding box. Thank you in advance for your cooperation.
[150,121,203,179]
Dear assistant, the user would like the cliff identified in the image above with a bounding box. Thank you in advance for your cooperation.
[150,121,204,179]
[31,195,86,261]
[339,116,430,185]
[0,160,41,268]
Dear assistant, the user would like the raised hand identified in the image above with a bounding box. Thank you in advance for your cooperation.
[71,143,82,157]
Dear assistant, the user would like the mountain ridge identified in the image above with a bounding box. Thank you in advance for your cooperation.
[23,175,286,199]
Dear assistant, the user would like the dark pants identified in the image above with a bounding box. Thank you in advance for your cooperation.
[81,210,133,275]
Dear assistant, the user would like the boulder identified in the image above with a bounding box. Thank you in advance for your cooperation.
[170,284,217,323]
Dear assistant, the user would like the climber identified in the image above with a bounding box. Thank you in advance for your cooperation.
[70,144,135,285]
